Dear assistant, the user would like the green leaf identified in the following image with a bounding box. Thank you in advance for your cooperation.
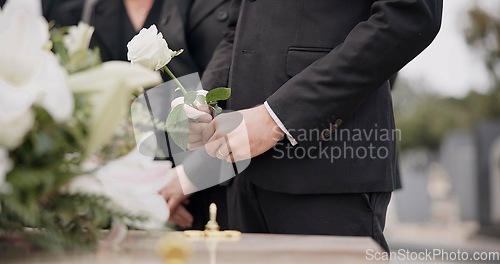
[165,104,189,151]
[184,91,198,105]
[206,88,231,103]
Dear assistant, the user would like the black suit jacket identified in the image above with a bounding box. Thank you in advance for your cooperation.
[199,0,442,194]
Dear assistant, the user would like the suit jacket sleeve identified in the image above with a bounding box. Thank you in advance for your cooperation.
[266,0,443,141]
[200,0,240,90]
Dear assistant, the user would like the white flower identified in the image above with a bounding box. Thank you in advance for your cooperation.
[127,25,177,71]
[64,22,95,56]
[66,146,173,230]
[0,0,74,149]
[67,61,162,157]
[0,77,35,149]
[0,148,12,193]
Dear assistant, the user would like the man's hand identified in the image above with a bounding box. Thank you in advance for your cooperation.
[170,96,212,150]
[168,203,193,228]
[203,105,284,162]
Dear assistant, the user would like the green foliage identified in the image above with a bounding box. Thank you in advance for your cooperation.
[206,88,231,105]
[165,104,190,151]
[395,83,500,150]
[1,23,148,253]
[50,26,102,74]
[0,99,142,252]
[465,5,500,86]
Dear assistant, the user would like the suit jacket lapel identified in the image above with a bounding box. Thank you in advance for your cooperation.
[188,0,226,33]
[173,0,192,25]
[157,0,199,75]
[92,0,122,60]
[156,0,183,49]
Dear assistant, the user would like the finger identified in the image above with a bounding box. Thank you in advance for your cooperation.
[216,140,231,160]
[204,136,225,157]
[187,141,204,150]
[187,134,203,144]
[189,122,209,134]
[170,206,192,228]
[182,199,190,205]
[227,141,250,162]
[184,105,212,122]
[175,206,194,226]
[193,113,213,123]
[225,117,251,162]
[202,121,216,143]
[212,112,244,136]
[197,104,211,114]
[170,212,190,228]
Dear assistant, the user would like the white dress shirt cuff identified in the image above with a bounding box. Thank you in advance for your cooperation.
[264,101,298,146]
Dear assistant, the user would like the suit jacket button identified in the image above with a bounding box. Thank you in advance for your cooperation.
[216,9,228,21]
[160,17,169,25]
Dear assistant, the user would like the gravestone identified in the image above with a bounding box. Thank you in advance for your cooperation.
[394,149,433,222]
[440,131,477,221]
[475,120,500,237]
[490,138,500,225]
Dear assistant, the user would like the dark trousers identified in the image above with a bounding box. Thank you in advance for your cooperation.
[227,175,391,252]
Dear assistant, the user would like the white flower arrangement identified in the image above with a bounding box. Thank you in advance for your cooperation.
[0,0,171,251]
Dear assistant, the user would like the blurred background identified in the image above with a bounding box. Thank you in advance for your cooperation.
[385,0,500,260]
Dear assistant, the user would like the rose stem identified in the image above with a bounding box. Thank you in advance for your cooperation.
[163,66,187,95]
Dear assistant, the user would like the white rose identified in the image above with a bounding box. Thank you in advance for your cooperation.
[63,22,95,56]
[127,25,176,71]
[0,148,12,193]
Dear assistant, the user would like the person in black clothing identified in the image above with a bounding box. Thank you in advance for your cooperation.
[159,0,442,253]
[53,0,232,230]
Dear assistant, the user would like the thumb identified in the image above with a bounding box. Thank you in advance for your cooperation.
[184,104,212,122]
